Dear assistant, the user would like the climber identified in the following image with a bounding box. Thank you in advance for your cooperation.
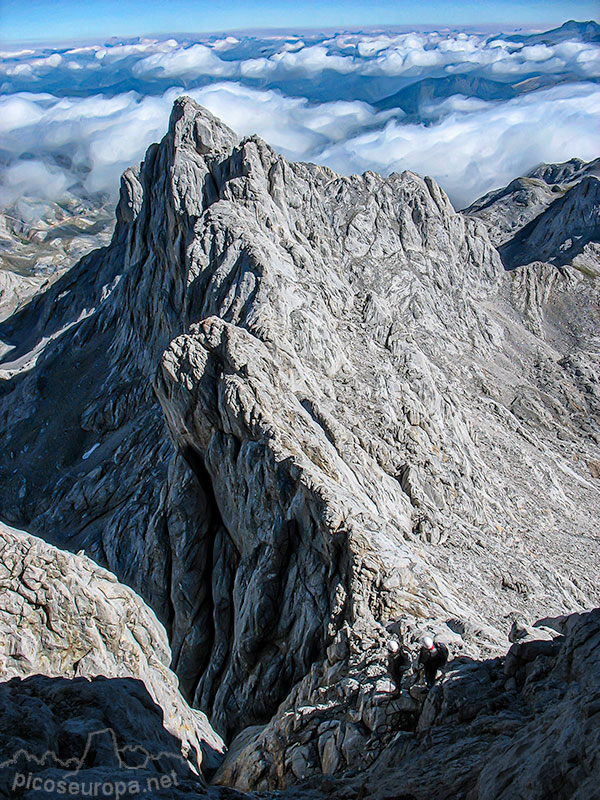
[417,635,449,687]
[387,639,411,691]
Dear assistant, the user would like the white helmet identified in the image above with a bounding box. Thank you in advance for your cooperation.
[387,639,400,653]
[422,635,434,650]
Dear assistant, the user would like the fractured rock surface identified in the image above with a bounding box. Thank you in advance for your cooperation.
[0,675,208,800]
[0,521,224,777]
[299,607,600,800]
[0,99,598,789]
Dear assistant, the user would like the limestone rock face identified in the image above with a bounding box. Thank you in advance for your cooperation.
[0,194,113,323]
[463,175,564,248]
[0,269,46,324]
[0,521,224,776]
[466,155,600,279]
[498,176,600,271]
[0,98,598,789]
[466,155,600,417]
[309,607,600,800]
[464,156,600,249]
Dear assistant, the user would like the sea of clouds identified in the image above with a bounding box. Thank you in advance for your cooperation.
[1,25,599,211]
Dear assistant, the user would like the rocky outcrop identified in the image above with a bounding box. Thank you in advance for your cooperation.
[528,155,600,185]
[466,157,600,414]
[464,156,600,249]
[0,521,224,777]
[466,155,600,275]
[0,269,46,324]
[0,99,598,790]
[1,603,598,799]
[498,176,600,270]
[327,607,600,800]
[0,675,210,800]
[463,175,564,247]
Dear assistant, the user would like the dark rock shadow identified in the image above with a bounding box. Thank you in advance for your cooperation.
[0,674,221,799]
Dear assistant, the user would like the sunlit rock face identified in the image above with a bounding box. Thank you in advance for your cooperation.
[0,98,598,790]
[0,520,225,780]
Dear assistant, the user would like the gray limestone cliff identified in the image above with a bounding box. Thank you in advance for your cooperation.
[0,521,224,779]
[0,98,598,792]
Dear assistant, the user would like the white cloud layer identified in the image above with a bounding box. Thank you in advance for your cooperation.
[3,28,599,85]
[1,25,599,210]
[319,83,600,208]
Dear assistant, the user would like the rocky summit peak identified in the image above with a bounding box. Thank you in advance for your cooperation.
[169,95,239,158]
[0,100,599,797]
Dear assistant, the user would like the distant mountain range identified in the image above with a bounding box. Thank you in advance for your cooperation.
[375,70,600,116]
[497,19,600,45]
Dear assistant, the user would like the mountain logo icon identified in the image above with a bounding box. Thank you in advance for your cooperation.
[0,728,199,797]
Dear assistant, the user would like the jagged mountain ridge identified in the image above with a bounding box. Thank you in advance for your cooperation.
[0,98,598,789]
[465,156,600,354]
[465,156,600,253]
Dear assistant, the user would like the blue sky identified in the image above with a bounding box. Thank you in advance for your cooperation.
[1,0,597,43]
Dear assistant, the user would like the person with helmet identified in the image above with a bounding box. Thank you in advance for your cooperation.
[417,635,449,687]
[387,639,411,691]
